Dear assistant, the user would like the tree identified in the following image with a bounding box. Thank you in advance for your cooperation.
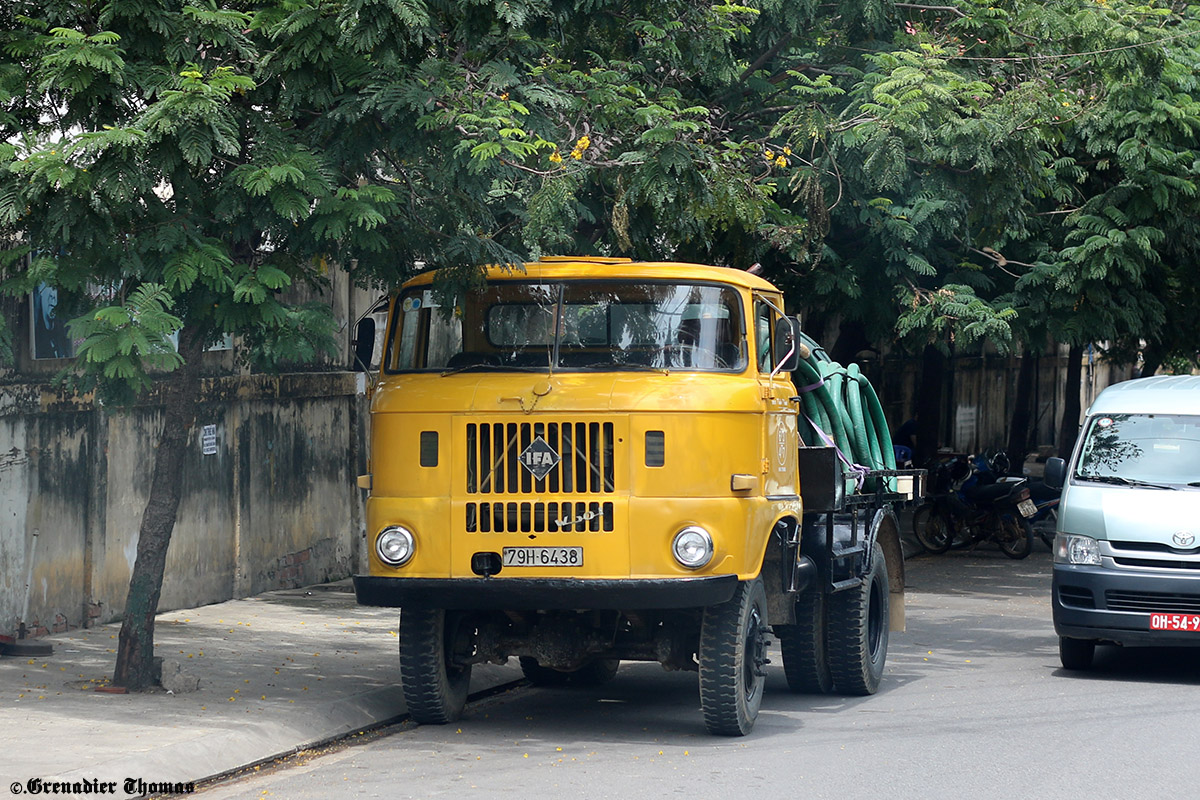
[0,1,393,689]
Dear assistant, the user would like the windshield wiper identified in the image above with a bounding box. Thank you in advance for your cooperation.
[439,364,546,377]
[1076,474,1176,490]
[570,362,669,373]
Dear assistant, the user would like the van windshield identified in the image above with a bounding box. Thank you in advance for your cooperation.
[385,280,747,373]
[1075,413,1200,488]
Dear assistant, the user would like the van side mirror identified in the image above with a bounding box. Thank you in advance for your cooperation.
[1044,457,1066,490]
[774,315,803,372]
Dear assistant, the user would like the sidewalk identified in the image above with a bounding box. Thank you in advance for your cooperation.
[0,580,522,799]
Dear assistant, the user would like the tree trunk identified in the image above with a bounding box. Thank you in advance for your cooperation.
[1057,343,1085,460]
[112,329,205,690]
[1006,350,1037,473]
[914,344,946,466]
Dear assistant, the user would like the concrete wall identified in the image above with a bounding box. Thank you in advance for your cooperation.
[0,372,368,638]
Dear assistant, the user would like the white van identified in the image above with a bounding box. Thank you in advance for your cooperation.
[1047,375,1200,669]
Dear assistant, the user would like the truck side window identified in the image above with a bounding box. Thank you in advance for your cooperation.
[754,301,774,373]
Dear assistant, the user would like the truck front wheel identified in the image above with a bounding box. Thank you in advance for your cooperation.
[827,541,889,695]
[399,607,473,724]
[698,578,768,736]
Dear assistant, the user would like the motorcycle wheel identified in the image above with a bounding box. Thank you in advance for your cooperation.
[997,515,1034,560]
[913,504,953,554]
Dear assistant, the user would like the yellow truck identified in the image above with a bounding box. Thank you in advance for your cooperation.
[353,256,917,735]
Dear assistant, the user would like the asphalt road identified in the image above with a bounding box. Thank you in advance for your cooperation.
[195,546,1200,800]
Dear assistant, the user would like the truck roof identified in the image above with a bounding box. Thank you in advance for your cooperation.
[1088,375,1200,416]
[401,256,782,294]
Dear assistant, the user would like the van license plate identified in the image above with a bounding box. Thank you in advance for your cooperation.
[1149,613,1200,632]
[1017,499,1037,518]
[502,547,583,567]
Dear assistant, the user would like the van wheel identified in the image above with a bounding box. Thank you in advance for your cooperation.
[699,578,768,736]
[827,542,889,695]
[777,587,833,694]
[399,608,472,724]
[1059,637,1096,670]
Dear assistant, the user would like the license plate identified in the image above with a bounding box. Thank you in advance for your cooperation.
[502,547,583,567]
[1017,499,1037,518]
[1149,613,1200,632]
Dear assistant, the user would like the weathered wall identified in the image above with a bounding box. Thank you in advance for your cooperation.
[869,347,1137,455]
[0,372,367,638]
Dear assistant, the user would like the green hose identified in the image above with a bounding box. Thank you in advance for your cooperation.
[793,335,895,493]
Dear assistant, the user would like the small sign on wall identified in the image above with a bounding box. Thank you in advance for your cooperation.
[201,424,218,456]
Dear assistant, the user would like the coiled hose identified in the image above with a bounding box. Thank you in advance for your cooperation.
[792,332,895,491]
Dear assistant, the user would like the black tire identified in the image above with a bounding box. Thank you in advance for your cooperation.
[398,608,472,724]
[997,515,1034,560]
[1059,636,1096,670]
[519,657,620,687]
[777,588,833,694]
[913,504,953,554]
[827,542,889,695]
[698,578,769,736]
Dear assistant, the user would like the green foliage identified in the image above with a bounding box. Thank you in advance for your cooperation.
[2,0,1199,379]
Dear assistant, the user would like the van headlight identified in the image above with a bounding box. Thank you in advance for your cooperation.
[377,526,415,566]
[672,526,714,569]
[1054,533,1101,566]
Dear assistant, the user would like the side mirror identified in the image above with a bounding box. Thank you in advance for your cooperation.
[352,317,376,372]
[773,315,803,373]
[1044,457,1066,490]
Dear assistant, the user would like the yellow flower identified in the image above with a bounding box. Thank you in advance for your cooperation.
[775,156,788,168]
[500,92,509,100]
[549,151,563,164]
[570,148,583,160]
[783,146,792,156]
[764,149,774,160]
[576,135,591,150]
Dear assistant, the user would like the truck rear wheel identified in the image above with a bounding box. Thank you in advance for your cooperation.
[827,541,889,695]
[399,607,472,724]
[777,587,834,694]
[699,577,768,736]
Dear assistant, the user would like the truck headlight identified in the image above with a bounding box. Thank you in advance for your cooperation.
[672,526,714,569]
[377,526,415,566]
[1054,533,1101,566]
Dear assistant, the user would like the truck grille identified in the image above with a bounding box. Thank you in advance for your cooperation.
[466,500,615,533]
[466,421,615,495]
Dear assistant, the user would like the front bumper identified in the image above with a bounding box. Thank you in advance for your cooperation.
[1053,564,1200,646]
[354,574,739,610]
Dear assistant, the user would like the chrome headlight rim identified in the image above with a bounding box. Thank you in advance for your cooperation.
[1054,532,1101,566]
[376,525,416,567]
[672,526,714,570]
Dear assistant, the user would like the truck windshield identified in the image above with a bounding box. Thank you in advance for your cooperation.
[385,280,747,373]
[1075,413,1200,488]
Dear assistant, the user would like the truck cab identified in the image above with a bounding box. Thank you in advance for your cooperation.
[354,257,910,735]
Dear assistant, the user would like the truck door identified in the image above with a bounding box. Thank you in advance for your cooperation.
[754,296,798,498]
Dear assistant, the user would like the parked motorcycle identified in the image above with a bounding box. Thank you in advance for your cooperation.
[912,452,1037,559]
[1024,477,1061,549]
